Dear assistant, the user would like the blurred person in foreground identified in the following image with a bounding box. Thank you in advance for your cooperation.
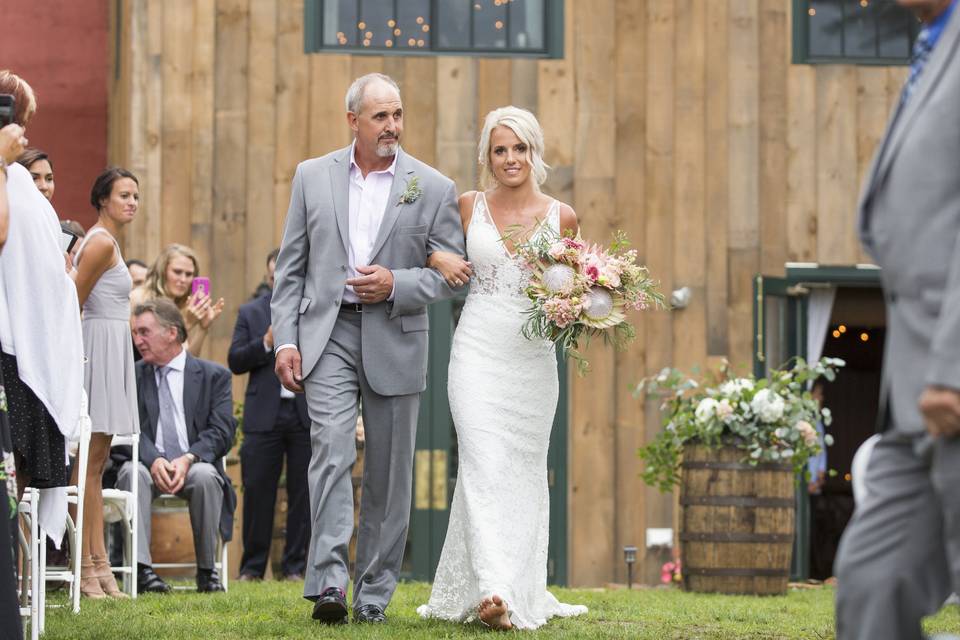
[229,248,310,582]
[117,299,236,593]
[130,244,225,356]
[833,2,960,639]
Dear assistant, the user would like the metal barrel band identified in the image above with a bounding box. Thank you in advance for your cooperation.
[680,460,792,472]
[680,496,795,508]
[679,532,794,543]
[684,567,791,577]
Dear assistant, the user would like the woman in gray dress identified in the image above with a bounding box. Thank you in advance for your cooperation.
[71,168,141,599]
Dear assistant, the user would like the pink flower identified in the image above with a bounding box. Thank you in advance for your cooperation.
[585,263,600,282]
[543,296,583,328]
[796,420,818,447]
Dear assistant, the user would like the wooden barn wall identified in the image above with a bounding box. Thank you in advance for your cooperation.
[107,0,908,586]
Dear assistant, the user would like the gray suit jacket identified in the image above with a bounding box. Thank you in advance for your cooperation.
[857,11,960,434]
[271,146,465,396]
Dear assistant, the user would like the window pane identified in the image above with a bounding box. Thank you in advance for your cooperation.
[396,1,431,50]
[436,1,471,50]
[809,0,844,58]
[355,0,392,49]
[842,0,876,58]
[877,2,913,58]
[473,0,509,49]
[510,0,544,50]
[324,0,358,47]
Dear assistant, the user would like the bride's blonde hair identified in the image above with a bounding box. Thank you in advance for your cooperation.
[477,106,549,189]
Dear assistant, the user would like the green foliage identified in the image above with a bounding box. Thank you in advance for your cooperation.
[636,357,844,493]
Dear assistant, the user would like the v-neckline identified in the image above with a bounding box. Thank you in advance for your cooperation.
[480,192,554,259]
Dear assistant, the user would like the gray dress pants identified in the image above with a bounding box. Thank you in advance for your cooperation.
[835,432,960,640]
[116,460,225,570]
[301,309,420,611]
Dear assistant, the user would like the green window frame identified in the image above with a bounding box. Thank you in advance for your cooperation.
[304,0,564,58]
[792,0,918,65]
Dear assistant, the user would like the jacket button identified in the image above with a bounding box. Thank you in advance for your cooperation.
[341,265,347,271]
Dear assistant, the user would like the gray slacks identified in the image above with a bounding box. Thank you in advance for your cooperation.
[301,309,419,610]
[116,460,225,570]
[835,432,960,640]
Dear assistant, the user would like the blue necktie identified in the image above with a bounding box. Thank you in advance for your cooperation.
[157,366,184,460]
[900,29,933,108]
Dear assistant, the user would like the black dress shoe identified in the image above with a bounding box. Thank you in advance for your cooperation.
[196,568,225,593]
[137,564,171,594]
[354,604,387,623]
[311,587,348,624]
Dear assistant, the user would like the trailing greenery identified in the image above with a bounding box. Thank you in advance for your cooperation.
[37,580,960,639]
[636,357,844,493]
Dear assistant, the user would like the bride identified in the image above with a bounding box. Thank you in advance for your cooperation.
[417,106,588,630]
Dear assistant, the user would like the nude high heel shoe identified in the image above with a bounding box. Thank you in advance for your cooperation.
[80,558,107,599]
[93,555,129,599]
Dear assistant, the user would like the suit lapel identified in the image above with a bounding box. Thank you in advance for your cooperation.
[330,147,351,255]
[183,354,202,443]
[142,364,160,440]
[369,149,415,262]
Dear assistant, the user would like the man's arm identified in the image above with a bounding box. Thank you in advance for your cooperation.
[227,306,271,375]
[188,366,236,463]
[389,180,466,318]
[271,164,309,349]
[920,230,960,436]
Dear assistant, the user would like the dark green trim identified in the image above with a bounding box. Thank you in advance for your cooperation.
[547,348,569,586]
[785,264,882,287]
[791,0,911,66]
[304,0,564,59]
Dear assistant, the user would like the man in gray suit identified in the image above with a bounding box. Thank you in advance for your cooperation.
[271,73,466,624]
[835,1,960,639]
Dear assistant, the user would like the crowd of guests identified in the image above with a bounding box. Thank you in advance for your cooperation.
[0,69,311,632]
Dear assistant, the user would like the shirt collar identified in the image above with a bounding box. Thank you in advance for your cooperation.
[348,140,399,178]
[922,0,957,49]
[159,347,187,374]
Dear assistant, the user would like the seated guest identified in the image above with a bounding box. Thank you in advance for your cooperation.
[16,147,54,201]
[125,258,148,288]
[117,299,236,593]
[228,248,310,582]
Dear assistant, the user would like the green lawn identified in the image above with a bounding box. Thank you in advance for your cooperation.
[38,581,960,639]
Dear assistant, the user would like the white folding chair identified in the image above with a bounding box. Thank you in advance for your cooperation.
[150,457,229,592]
[18,410,91,638]
[101,433,139,598]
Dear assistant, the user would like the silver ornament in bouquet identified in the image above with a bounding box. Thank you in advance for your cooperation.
[512,228,665,373]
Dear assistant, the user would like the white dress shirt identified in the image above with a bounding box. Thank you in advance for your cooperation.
[342,142,397,304]
[154,348,191,456]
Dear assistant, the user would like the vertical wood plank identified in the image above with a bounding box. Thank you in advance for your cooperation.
[160,0,195,246]
[758,0,787,275]
[191,0,216,284]
[568,0,617,588]
[510,58,539,113]
[856,67,889,263]
[211,0,249,366]
[613,0,647,585]
[477,58,512,131]
[246,0,277,289]
[401,57,437,166]
[786,65,817,264]
[435,57,477,193]
[815,66,858,264]
[705,0,729,356]
[537,0,575,206]
[307,55,352,161]
[727,0,760,368]
[143,0,164,262]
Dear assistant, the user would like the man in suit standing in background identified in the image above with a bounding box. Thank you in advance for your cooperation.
[834,1,960,638]
[118,299,237,594]
[229,248,311,582]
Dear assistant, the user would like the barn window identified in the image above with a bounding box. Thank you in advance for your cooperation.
[793,0,919,65]
[304,0,563,58]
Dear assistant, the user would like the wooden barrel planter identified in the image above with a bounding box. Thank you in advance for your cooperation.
[680,444,795,595]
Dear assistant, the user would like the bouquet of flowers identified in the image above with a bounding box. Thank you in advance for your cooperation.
[635,357,844,492]
[512,228,664,372]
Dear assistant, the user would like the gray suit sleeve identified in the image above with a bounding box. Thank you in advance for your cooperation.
[389,180,466,318]
[271,164,309,349]
[926,231,960,389]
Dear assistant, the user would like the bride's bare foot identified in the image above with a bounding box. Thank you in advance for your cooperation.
[478,595,513,630]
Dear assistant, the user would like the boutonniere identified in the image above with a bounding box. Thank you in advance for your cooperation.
[398,176,423,205]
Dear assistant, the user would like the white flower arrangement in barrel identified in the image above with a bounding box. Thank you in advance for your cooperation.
[511,227,665,372]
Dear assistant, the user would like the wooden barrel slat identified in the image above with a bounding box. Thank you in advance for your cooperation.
[680,444,795,596]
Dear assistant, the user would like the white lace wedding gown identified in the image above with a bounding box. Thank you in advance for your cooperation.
[417,193,588,630]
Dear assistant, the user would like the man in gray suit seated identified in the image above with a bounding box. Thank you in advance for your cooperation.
[118,299,237,594]
[834,1,960,638]
[272,73,466,624]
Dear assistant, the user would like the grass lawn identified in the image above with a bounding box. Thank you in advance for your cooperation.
[39,580,960,639]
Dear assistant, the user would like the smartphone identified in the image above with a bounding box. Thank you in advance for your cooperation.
[59,230,79,255]
[191,276,211,298]
[0,94,15,128]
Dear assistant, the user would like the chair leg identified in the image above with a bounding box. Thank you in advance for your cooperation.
[38,528,47,635]
[30,492,39,640]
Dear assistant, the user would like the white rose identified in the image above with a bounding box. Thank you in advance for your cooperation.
[695,398,719,424]
[716,399,735,422]
[796,420,818,447]
[750,389,785,423]
[719,378,754,396]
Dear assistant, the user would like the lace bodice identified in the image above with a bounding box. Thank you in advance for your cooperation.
[466,193,559,299]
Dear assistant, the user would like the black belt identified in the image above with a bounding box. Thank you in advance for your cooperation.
[340,302,364,313]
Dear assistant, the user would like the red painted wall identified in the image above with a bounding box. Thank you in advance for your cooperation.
[0,0,110,230]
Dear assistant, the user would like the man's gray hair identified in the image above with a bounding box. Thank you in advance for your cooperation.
[345,73,400,115]
[133,298,188,343]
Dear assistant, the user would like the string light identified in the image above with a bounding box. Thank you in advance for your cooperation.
[422,24,430,32]
[808,8,816,16]
[385,39,393,47]
[388,19,396,27]
[363,38,371,47]
[832,330,841,339]
[416,16,424,24]
[495,20,504,29]
[358,21,366,29]
[365,31,373,39]
[408,37,416,46]
[394,28,402,36]
[417,39,425,47]
[860,332,869,342]
[838,325,847,334]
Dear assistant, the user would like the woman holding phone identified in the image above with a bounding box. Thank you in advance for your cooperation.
[71,167,142,598]
[130,243,224,356]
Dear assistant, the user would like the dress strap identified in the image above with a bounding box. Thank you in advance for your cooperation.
[75,227,121,268]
